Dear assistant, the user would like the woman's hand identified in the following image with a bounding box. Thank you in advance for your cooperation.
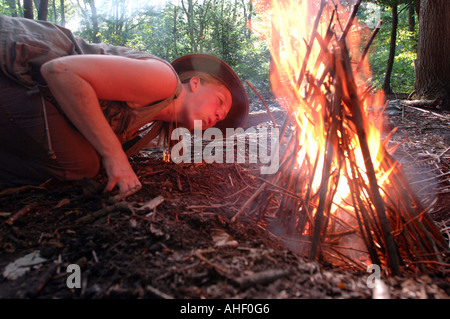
[102,153,142,195]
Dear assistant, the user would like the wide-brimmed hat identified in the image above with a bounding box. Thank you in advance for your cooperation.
[171,54,249,135]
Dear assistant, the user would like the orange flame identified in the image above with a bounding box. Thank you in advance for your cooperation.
[251,0,393,211]
[248,0,407,268]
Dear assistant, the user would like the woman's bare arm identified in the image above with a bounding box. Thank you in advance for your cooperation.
[41,55,178,194]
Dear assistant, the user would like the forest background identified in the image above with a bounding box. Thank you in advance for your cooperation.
[0,0,423,105]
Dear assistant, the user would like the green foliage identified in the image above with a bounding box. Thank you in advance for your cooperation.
[0,4,18,16]
[0,0,76,24]
[0,0,419,96]
[367,3,417,93]
[358,0,417,94]
[64,0,269,91]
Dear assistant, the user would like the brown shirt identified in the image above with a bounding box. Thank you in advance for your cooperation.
[0,15,181,150]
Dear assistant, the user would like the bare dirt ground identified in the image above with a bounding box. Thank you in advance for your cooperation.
[0,95,449,300]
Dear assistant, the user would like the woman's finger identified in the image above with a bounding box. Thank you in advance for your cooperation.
[113,183,142,201]
[104,178,117,193]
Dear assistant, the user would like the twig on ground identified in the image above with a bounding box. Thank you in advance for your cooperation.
[76,202,133,224]
[438,147,450,160]
[231,182,268,223]
[6,203,38,225]
[399,98,440,108]
[402,104,449,120]
[194,249,228,275]
[27,263,59,297]
[224,185,250,199]
[146,285,174,299]
[0,179,52,197]
[233,269,290,289]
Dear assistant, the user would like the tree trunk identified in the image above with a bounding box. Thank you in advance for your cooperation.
[408,2,416,51]
[408,3,415,32]
[414,0,420,16]
[38,0,49,21]
[181,0,198,52]
[52,0,57,23]
[173,4,178,57]
[89,0,101,43]
[76,0,91,31]
[415,0,450,109]
[382,3,398,94]
[60,0,66,27]
[24,0,34,19]
[247,0,253,39]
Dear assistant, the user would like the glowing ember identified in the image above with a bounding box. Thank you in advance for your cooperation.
[240,0,448,274]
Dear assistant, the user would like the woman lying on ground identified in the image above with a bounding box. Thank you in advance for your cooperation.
[0,15,249,197]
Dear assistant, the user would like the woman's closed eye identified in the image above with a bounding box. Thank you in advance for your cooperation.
[213,86,232,123]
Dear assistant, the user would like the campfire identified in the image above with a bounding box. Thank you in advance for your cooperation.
[232,0,448,275]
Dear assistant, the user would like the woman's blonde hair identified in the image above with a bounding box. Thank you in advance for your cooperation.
[178,71,225,87]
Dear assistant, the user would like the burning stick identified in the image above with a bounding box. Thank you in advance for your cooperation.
[241,0,448,275]
[357,19,383,72]
[337,40,401,274]
[246,80,277,128]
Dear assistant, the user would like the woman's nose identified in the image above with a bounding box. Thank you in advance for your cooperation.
[216,110,225,121]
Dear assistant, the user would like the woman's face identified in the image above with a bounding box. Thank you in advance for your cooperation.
[181,77,232,130]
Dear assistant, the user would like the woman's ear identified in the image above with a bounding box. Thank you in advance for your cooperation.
[188,76,202,92]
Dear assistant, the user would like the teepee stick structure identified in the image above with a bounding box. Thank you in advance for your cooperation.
[233,1,448,275]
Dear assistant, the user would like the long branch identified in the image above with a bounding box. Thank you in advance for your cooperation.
[338,41,401,275]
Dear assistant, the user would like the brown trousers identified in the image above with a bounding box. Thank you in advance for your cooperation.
[0,73,100,189]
